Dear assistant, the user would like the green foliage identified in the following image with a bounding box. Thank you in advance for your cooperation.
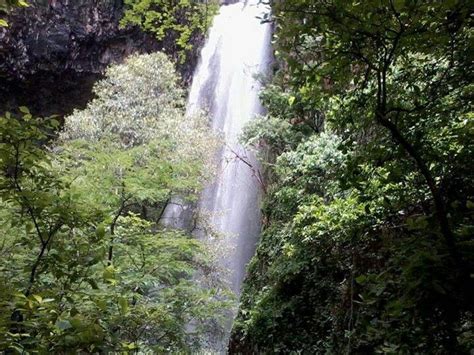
[61,53,218,200]
[232,0,474,353]
[120,0,218,63]
[241,115,303,155]
[0,53,227,352]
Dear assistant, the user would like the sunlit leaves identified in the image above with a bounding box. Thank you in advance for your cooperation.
[0,53,225,352]
[120,0,219,63]
[233,0,473,353]
[60,53,219,211]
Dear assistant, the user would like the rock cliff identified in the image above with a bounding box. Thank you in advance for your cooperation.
[0,0,201,116]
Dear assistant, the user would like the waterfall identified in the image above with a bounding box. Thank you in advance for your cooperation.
[165,0,271,294]
[192,0,272,294]
[159,0,272,351]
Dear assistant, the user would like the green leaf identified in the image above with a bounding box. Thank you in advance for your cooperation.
[96,299,108,311]
[70,318,83,329]
[355,275,367,284]
[0,19,8,27]
[118,297,129,314]
[96,224,106,238]
[32,294,42,303]
[103,265,116,281]
[19,106,30,114]
[122,342,138,350]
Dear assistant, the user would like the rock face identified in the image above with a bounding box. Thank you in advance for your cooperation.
[0,0,157,79]
[0,0,200,116]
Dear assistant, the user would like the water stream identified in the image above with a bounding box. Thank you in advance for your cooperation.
[166,0,271,292]
[163,1,272,347]
[193,0,272,294]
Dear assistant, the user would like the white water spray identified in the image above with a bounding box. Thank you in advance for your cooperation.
[193,0,272,293]
[162,1,272,350]
[165,0,272,295]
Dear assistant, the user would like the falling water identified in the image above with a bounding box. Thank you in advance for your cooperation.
[163,2,271,348]
[165,0,272,293]
[191,0,272,294]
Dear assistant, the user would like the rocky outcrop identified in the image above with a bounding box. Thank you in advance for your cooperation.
[0,0,202,116]
[0,0,158,80]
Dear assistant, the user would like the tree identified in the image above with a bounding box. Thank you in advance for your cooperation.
[231,1,473,353]
[61,52,219,225]
[0,53,227,353]
[272,0,472,251]
[120,0,218,63]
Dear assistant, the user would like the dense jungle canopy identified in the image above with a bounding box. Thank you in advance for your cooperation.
[0,0,473,353]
